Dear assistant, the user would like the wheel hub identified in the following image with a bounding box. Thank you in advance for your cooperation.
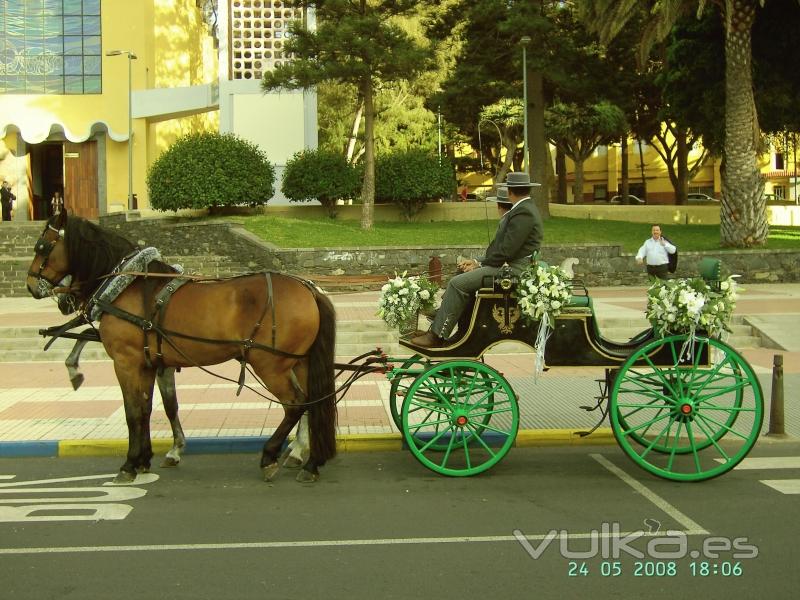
[453,411,469,427]
[674,399,695,421]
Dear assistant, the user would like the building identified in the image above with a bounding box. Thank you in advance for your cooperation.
[0,0,316,221]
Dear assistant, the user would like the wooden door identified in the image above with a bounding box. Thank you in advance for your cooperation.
[63,141,98,218]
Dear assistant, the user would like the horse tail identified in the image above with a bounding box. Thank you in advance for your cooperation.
[306,288,338,464]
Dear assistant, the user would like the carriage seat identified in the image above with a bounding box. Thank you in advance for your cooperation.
[698,257,722,291]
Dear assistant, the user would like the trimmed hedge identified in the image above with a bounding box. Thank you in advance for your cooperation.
[281,148,362,218]
[375,149,457,221]
[147,132,275,211]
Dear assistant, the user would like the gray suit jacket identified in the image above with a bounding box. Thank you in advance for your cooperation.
[481,198,543,268]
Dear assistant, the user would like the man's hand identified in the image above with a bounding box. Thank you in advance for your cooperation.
[458,258,479,273]
[636,257,644,265]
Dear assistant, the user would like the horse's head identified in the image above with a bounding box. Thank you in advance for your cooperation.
[26,211,70,299]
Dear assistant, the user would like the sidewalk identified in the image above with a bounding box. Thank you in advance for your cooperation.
[1,283,798,457]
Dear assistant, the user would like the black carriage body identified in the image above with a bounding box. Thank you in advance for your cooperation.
[399,287,709,367]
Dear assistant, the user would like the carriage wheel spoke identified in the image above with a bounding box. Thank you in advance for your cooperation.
[464,423,498,456]
[685,421,703,473]
[666,420,684,471]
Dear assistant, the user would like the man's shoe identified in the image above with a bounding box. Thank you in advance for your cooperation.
[410,331,445,348]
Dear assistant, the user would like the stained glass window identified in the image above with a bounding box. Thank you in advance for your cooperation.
[0,0,102,94]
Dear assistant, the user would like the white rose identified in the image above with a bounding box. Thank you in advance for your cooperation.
[551,300,561,310]
[419,290,430,300]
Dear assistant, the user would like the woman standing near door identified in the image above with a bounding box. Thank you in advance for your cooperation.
[50,190,64,216]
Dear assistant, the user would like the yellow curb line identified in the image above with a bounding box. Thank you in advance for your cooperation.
[514,428,616,447]
[57,429,617,457]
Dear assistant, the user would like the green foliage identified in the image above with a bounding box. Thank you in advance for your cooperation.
[147,132,274,211]
[282,148,362,218]
[375,149,456,221]
[546,101,627,160]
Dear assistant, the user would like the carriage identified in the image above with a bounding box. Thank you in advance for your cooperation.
[27,214,763,484]
[362,258,763,482]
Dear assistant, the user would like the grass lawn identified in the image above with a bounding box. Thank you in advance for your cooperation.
[230,215,800,253]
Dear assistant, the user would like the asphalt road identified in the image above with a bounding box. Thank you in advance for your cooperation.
[1,442,799,600]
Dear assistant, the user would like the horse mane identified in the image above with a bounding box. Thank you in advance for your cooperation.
[59,215,136,298]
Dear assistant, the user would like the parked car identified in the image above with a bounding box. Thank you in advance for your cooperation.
[687,192,717,203]
[609,194,645,205]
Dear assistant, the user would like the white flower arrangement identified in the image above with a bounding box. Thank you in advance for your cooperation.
[646,276,739,338]
[516,264,573,377]
[516,264,573,327]
[377,272,439,329]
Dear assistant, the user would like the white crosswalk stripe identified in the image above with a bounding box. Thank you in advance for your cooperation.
[715,456,800,495]
[760,480,800,495]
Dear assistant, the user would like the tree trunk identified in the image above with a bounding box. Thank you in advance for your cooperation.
[621,134,629,200]
[637,138,646,199]
[556,146,567,204]
[530,69,549,218]
[720,0,767,247]
[496,136,516,186]
[360,78,375,230]
[572,158,585,204]
[676,127,688,205]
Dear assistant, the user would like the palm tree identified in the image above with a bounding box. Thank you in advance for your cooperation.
[577,0,770,247]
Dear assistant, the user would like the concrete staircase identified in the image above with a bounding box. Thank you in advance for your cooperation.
[597,314,761,348]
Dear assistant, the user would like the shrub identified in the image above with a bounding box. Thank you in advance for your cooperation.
[375,149,456,221]
[281,148,362,218]
[147,132,275,211]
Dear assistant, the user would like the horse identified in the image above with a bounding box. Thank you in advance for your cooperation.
[25,211,337,484]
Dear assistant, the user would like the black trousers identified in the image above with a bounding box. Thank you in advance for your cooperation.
[646,264,670,280]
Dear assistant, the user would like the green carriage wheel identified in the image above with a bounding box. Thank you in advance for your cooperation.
[610,335,763,482]
[402,360,518,477]
[394,357,497,451]
[615,340,744,454]
[389,354,428,431]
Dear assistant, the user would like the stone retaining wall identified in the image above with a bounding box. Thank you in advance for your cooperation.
[0,216,795,297]
[98,214,798,287]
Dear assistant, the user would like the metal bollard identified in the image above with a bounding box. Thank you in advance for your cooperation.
[767,354,785,436]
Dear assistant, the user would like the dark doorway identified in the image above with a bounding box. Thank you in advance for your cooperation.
[29,143,64,220]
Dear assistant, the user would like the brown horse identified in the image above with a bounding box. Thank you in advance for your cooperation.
[26,212,337,483]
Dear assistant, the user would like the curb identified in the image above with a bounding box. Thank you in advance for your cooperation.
[0,428,619,459]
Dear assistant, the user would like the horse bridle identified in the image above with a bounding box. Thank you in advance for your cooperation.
[29,224,67,290]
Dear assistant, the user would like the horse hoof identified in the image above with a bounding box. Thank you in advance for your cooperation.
[135,466,150,474]
[262,462,281,482]
[161,457,180,468]
[282,456,304,470]
[296,469,319,484]
[70,374,84,391]
[113,471,136,484]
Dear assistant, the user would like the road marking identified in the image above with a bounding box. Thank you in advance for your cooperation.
[0,529,711,556]
[0,476,15,480]
[591,454,709,534]
[714,457,800,470]
[760,480,800,495]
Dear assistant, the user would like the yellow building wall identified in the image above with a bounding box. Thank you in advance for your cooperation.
[102,0,219,210]
[565,138,719,203]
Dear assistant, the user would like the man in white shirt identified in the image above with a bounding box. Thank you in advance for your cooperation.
[636,224,676,280]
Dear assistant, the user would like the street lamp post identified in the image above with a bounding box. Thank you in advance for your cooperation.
[106,50,137,210]
[520,36,531,176]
